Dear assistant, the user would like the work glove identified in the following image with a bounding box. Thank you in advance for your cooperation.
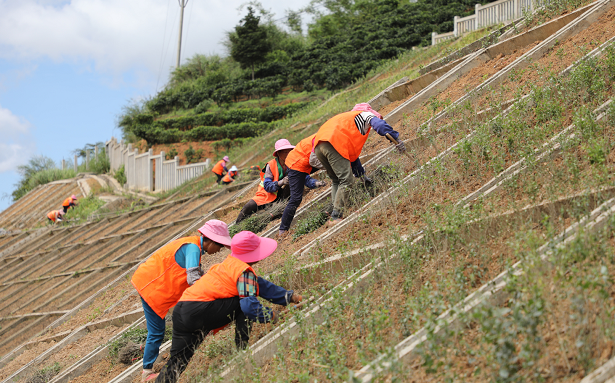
[395,140,406,153]
[314,180,327,188]
[277,177,289,187]
[360,175,373,189]
[351,158,365,178]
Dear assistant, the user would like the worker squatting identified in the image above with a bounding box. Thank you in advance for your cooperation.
[132,102,405,382]
[46,194,79,225]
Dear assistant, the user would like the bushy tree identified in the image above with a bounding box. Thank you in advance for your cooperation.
[229,7,272,81]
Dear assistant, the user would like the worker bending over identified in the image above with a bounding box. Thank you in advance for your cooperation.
[154,231,302,383]
[235,139,295,223]
[278,134,327,237]
[221,166,238,185]
[131,220,232,383]
[62,195,78,214]
[313,103,405,224]
[47,210,64,224]
[211,156,230,184]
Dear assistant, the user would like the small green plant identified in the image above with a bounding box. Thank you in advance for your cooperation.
[26,362,61,383]
[166,147,179,160]
[292,211,328,240]
[114,165,127,186]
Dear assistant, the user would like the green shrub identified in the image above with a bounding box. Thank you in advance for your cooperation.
[185,145,204,164]
[114,165,127,186]
[166,147,179,160]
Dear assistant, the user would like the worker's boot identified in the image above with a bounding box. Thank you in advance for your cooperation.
[141,369,156,383]
[327,210,343,226]
[276,230,289,239]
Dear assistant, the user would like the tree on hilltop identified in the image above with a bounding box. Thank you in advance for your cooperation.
[229,7,272,81]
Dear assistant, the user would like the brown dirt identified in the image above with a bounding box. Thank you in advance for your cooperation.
[0,340,57,380]
[67,357,128,383]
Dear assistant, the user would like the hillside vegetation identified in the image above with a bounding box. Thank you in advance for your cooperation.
[119,0,479,148]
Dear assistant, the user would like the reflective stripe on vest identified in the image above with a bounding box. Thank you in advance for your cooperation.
[252,159,281,206]
[212,160,225,175]
[179,255,257,302]
[314,111,369,162]
[131,236,201,319]
[286,134,316,174]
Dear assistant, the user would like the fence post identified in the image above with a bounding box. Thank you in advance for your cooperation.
[159,151,165,191]
[95,146,99,160]
[475,3,481,28]
[174,156,180,189]
[74,155,78,172]
[86,150,90,171]
[453,16,459,37]
[148,149,154,192]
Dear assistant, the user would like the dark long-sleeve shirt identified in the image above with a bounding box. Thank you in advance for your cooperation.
[237,271,293,322]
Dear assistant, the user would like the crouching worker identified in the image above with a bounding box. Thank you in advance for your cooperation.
[212,156,230,184]
[154,231,303,383]
[47,210,64,224]
[221,166,238,185]
[235,139,295,223]
[278,134,327,237]
[132,220,232,383]
[62,195,78,214]
[313,103,405,225]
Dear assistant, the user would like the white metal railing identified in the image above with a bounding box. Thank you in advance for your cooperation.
[105,137,211,192]
[432,0,542,45]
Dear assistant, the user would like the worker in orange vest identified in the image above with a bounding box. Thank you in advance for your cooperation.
[312,103,405,225]
[47,210,64,224]
[62,195,78,214]
[277,134,327,236]
[235,139,297,223]
[211,156,230,184]
[221,166,238,185]
[132,220,232,383]
[153,231,302,383]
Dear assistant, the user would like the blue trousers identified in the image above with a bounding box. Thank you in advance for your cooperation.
[141,297,166,370]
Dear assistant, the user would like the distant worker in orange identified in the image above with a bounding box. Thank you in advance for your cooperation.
[154,231,302,383]
[312,103,405,225]
[131,220,232,383]
[47,210,64,224]
[235,139,295,223]
[221,166,238,185]
[211,156,230,184]
[278,134,327,236]
[62,195,78,214]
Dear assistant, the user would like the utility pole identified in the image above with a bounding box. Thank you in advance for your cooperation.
[176,0,188,68]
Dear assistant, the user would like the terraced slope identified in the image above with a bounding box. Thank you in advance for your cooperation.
[0,180,83,232]
[2,2,615,382]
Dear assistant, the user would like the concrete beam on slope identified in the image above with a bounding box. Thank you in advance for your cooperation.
[351,196,615,381]
[580,355,615,383]
[423,0,611,130]
[387,0,606,128]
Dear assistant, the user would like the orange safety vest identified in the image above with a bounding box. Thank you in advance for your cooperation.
[47,211,58,222]
[252,159,281,206]
[212,160,226,175]
[180,255,257,302]
[314,110,369,162]
[131,236,202,319]
[286,134,316,174]
[62,197,73,208]
[222,171,237,183]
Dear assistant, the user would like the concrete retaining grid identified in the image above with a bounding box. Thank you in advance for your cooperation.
[412,0,612,131]
[0,179,258,382]
[351,188,615,381]
[213,82,614,381]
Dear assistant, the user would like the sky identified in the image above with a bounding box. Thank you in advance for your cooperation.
[0,0,313,212]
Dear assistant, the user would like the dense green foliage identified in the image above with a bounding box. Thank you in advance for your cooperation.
[11,156,76,201]
[133,121,276,145]
[118,0,478,144]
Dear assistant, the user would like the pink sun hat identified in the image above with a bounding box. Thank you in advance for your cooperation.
[273,139,295,157]
[352,103,382,119]
[71,195,77,200]
[223,156,230,162]
[230,231,277,263]
[57,210,65,216]
[198,220,232,247]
